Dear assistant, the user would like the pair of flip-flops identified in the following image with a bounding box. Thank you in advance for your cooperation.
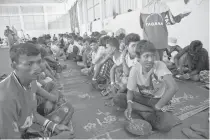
[182,124,208,139]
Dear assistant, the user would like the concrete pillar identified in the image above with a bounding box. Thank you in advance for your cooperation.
[77,1,81,35]
[18,6,24,31]
[99,0,105,29]
[43,5,49,34]
[83,0,88,33]
[18,6,25,38]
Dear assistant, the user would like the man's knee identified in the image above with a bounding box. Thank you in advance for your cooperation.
[44,81,56,92]
[178,53,188,65]
[40,101,54,115]
[191,74,200,81]
[65,101,74,115]
[113,93,127,108]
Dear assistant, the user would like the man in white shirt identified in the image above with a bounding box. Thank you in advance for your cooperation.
[113,40,179,132]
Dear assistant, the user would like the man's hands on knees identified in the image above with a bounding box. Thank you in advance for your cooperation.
[125,101,133,121]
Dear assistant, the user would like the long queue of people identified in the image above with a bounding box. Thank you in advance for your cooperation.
[0,29,209,139]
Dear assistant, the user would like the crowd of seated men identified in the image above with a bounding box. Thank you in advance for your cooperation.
[0,29,209,139]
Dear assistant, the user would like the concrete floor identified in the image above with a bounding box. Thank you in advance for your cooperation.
[0,48,209,139]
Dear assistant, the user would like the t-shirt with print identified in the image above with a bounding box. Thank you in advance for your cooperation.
[140,1,181,50]
[127,61,172,98]
[125,53,137,68]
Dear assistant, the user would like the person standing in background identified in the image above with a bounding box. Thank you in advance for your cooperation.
[11,26,19,44]
[140,0,191,60]
[4,26,15,48]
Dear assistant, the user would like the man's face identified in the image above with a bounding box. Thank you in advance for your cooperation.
[91,42,98,51]
[139,52,155,70]
[128,42,138,56]
[15,54,42,81]
[45,39,51,45]
[84,41,90,48]
[6,26,9,29]
[78,40,83,45]
[106,44,115,54]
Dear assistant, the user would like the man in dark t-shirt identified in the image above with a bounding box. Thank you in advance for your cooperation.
[174,40,209,81]
[140,0,191,60]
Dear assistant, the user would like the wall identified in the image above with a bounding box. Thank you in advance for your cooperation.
[79,0,209,52]
[167,0,209,51]
[0,3,71,38]
[22,29,71,38]
[103,9,143,36]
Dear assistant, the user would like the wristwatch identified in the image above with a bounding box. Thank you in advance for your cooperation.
[154,105,161,111]
[127,100,133,104]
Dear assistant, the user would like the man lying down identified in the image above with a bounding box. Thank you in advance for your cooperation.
[0,43,74,139]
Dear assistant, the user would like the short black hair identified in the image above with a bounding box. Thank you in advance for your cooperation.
[78,36,83,41]
[189,40,203,54]
[37,37,45,45]
[135,40,156,58]
[10,43,40,63]
[116,33,126,41]
[83,37,90,43]
[107,37,120,50]
[99,36,110,47]
[89,38,97,44]
[124,33,140,46]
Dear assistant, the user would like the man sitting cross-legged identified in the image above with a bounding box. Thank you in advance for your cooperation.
[0,43,74,139]
[113,40,179,132]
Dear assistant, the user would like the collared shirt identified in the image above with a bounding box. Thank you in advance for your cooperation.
[0,72,44,138]
[13,71,28,91]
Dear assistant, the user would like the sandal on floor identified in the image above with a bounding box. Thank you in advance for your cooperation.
[98,84,107,90]
[103,94,114,100]
[104,99,114,107]
[101,90,109,96]
[182,128,204,139]
[190,124,209,138]
[91,79,98,89]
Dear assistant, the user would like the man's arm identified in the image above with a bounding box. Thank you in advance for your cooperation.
[139,13,144,29]
[176,45,182,52]
[45,61,55,76]
[165,10,190,25]
[92,47,105,64]
[126,67,138,104]
[174,45,189,68]
[44,56,57,63]
[0,100,21,139]
[4,30,8,37]
[155,74,178,109]
[122,59,130,76]
[33,108,58,134]
[36,85,58,103]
